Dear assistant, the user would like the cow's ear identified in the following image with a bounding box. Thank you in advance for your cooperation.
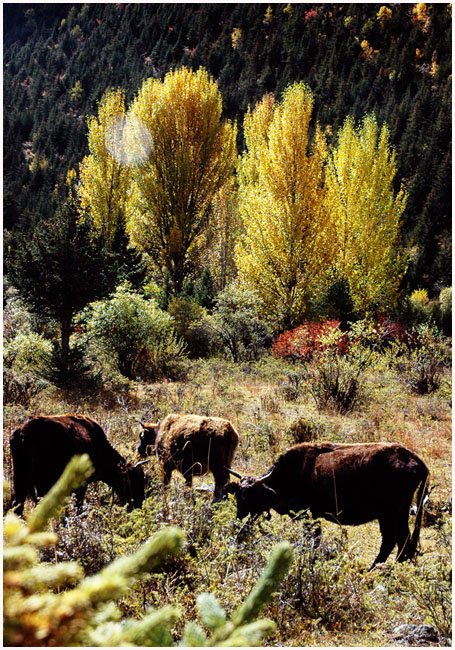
[224,482,240,496]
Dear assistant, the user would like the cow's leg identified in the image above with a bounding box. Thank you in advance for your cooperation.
[34,473,58,500]
[11,493,25,517]
[11,470,28,516]
[212,465,229,502]
[212,481,223,502]
[371,517,397,568]
[74,485,88,509]
[178,462,193,489]
[162,462,173,486]
[394,508,414,562]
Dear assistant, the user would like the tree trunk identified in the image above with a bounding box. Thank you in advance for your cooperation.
[170,255,186,295]
[60,318,72,375]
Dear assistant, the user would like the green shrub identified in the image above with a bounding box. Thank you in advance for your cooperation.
[3,331,52,376]
[287,415,323,444]
[395,324,451,394]
[3,368,49,406]
[280,372,305,401]
[211,284,272,362]
[82,282,186,379]
[313,274,357,326]
[435,286,452,336]
[168,296,216,357]
[303,324,375,414]
[3,331,53,404]
[439,286,452,316]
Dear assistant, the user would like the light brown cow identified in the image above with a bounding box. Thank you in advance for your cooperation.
[137,413,239,501]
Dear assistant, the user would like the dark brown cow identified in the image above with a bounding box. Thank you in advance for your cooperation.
[225,442,429,568]
[137,413,239,501]
[10,414,145,515]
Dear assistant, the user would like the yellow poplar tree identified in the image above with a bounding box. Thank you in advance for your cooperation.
[235,83,333,328]
[126,67,237,293]
[325,114,408,315]
[206,176,240,291]
[78,89,133,246]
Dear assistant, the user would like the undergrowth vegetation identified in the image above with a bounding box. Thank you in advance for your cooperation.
[3,337,451,646]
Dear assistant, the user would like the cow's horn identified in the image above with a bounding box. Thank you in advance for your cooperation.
[258,470,273,483]
[226,467,243,479]
[135,460,149,468]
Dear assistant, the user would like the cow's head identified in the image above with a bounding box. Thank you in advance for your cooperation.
[137,421,159,457]
[120,463,146,509]
[224,469,277,519]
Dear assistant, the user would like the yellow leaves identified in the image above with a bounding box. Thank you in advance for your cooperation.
[263,5,273,25]
[66,168,77,186]
[360,39,375,61]
[126,67,237,289]
[231,27,242,49]
[236,83,332,327]
[325,114,408,315]
[412,3,431,31]
[410,288,429,307]
[413,3,429,23]
[29,155,48,173]
[377,6,392,24]
[78,88,131,245]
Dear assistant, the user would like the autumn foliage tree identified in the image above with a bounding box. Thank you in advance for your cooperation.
[324,114,408,316]
[235,83,333,329]
[126,67,237,293]
[206,176,240,291]
[77,89,147,287]
[78,89,131,247]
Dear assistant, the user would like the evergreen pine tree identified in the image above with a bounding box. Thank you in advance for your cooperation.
[5,195,117,379]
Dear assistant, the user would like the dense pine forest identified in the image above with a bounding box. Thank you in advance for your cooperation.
[3,4,452,647]
[3,2,452,292]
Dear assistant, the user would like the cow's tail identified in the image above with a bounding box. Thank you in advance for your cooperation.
[407,469,430,560]
[10,428,30,515]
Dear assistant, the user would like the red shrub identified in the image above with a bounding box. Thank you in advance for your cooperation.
[375,314,418,349]
[272,320,347,361]
[305,8,318,22]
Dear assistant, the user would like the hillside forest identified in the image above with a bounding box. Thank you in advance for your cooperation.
[3,3,452,648]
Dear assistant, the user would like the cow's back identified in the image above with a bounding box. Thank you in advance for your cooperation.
[10,414,114,496]
[157,414,238,468]
[310,442,428,525]
[13,415,90,459]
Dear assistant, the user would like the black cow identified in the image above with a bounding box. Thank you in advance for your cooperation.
[225,442,429,568]
[10,414,145,515]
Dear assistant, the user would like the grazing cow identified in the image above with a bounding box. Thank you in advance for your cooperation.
[224,442,429,568]
[137,413,239,501]
[10,414,145,515]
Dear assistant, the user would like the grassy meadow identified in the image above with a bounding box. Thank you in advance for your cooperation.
[3,354,452,646]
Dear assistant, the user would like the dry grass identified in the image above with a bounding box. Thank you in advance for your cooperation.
[3,356,452,646]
